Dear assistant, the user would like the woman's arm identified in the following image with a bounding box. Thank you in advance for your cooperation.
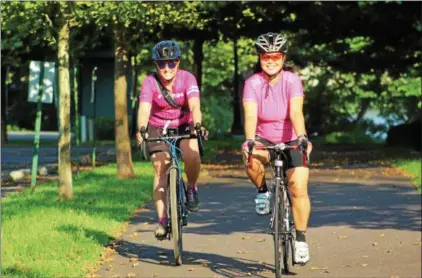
[137,102,152,131]
[243,101,258,140]
[188,97,202,125]
[289,96,307,137]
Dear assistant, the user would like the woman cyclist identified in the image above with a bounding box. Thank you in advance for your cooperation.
[242,32,312,264]
[136,40,207,240]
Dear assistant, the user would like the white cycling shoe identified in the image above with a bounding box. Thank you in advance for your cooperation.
[294,241,310,264]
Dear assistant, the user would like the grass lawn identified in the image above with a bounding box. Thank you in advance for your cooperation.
[1,162,153,278]
[393,159,422,192]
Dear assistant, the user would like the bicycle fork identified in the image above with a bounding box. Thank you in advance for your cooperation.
[269,162,294,241]
[173,161,189,227]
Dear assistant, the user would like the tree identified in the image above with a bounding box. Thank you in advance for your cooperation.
[113,14,135,178]
[89,1,204,177]
[1,1,99,197]
[56,2,74,199]
[1,1,56,143]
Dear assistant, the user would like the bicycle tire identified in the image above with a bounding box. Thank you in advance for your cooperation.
[274,181,283,278]
[169,167,183,265]
[281,188,291,273]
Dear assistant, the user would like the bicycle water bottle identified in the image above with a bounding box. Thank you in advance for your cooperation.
[255,192,271,215]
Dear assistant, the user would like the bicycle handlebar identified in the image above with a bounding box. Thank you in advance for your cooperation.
[140,123,204,157]
[246,141,308,168]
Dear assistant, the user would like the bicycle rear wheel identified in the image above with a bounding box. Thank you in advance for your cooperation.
[169,167,183,265]
[273,182,283,278]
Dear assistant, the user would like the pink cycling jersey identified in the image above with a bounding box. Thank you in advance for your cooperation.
[139,69,200,128]
[242,70,305,143]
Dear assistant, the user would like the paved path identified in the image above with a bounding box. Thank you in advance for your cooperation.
[1,146,114,172]
[97,167,421,278]
[1,132,114,173]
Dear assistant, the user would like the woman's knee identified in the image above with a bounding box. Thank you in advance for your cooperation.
[184,150,201,166]
[152,152,170,175]
[181,140,201,163]
[288,181,309,199]
[289,184,308,198]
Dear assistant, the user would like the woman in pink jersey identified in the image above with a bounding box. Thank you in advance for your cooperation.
[242,32,312,264]
[136,40,207,240]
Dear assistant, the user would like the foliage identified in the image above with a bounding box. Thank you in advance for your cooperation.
[2,1,420,140]
[95,117,115,140]
[7,125,31,132]
[201,95,233,136]
[1,2,56,67]
[323,130,380,145]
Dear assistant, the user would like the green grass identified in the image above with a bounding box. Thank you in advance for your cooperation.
[311,131,381,145]
[1,162,154,278]
[393,159,422,192]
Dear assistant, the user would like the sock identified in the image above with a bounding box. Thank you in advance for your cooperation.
[296,230,306,242]
[258,181,268,193]
[158,217,168,226]
[188,185,198,192]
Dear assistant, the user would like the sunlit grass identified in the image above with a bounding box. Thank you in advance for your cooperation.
[394,159,422,192]
[2,162,153,278]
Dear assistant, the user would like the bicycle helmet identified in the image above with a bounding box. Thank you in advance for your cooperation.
[255,32,288,54]
[152,40,181,61]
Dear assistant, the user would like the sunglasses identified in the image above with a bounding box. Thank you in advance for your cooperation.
[155,59,179,69]
[260,53,283,62]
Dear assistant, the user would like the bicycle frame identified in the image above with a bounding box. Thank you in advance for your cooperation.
[247,141,306,275]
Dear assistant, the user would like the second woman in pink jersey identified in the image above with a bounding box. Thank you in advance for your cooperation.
[136,40,207,240]
[242,32,312,264]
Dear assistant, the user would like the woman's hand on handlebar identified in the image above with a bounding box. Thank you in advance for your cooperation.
[193,123,209,140]
[136,131,143,146]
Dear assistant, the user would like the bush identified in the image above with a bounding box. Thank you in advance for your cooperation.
[6,124,31,132]
[324,131,376,144]
[315,125,381,145]
[201,95,233,138]
[95,117,115,140]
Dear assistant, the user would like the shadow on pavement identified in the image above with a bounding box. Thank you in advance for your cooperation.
[114,240,277,278]
[131,178,421,238]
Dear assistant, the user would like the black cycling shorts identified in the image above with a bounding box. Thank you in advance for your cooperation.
[146,123,192,156]
[255,135,310,170]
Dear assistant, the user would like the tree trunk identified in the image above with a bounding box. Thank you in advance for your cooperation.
[192,38,204,89]
[114,21,135,179]
[231,38,243,134]
[57,14,73,199]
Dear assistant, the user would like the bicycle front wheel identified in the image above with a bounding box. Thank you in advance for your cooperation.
[273,182,283,278]
[169,167,183,266]
[281,189,291,273]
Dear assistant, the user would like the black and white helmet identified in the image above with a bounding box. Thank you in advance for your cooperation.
[255,32,288,54]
